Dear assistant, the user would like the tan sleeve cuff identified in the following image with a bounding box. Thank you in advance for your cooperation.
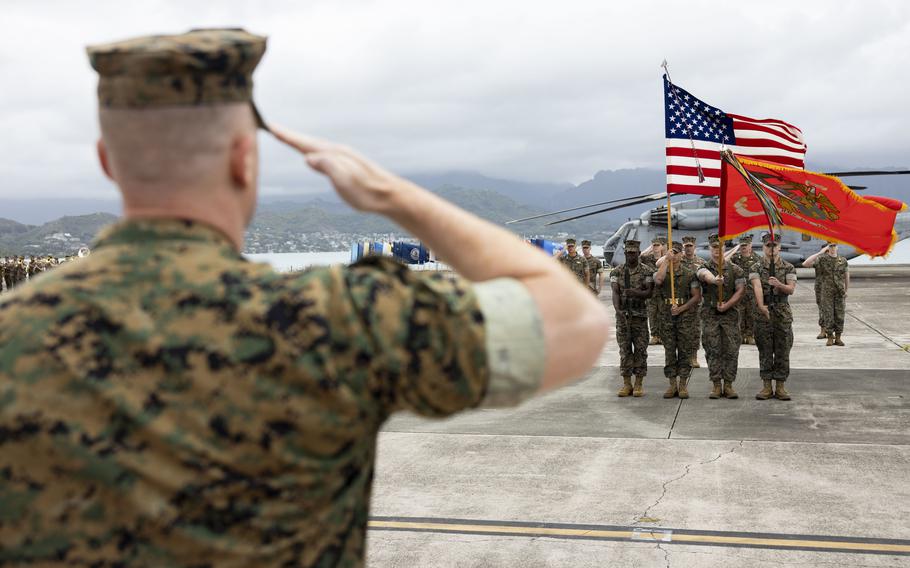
[473,278,546,408]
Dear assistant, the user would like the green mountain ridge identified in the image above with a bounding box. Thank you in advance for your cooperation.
[0,187,617,256]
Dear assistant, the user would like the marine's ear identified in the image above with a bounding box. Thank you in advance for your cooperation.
[229,133,257,191]
[97,138,115,181]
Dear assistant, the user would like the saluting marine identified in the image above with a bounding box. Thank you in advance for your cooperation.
[750,232,798,400]
[680,235,705,368]
[0,29,609,567]
[640,236,666,345]
[803,242,849,346]
[610,239,654,397]
[696,234,746,399]
[725,233,758,345]
[558,238,590,287]
[653,241,702,399]
[581,239,603,295]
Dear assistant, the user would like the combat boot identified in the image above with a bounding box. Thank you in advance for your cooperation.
[663,378,678,398]
[617,376,633,397]
[774,381,791,400]
[826,333,834,346]
[690,355,700,368]
[633,376,645,397]
[756,379,773,400]
[745,335,755,345]
[723,381,738,399]
[834,333,845,346]
[677,378,690,399]
[709,381,722,399]
[649,335,660,345]
[817,327,827,340]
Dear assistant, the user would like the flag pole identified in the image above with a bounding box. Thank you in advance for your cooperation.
[660,60,679,307]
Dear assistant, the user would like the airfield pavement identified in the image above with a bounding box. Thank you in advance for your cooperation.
[366,266,910,567]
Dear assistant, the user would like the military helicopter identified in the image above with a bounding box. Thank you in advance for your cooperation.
[508,171,910,267]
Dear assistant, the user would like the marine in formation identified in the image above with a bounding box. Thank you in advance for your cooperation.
[652,240,702,399]
[750,233,798,400]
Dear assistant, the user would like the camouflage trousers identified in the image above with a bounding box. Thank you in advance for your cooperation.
[815,280,823,327]
[647,298,661,338]
[753,315,793,381]
[820,292,846,334]
[738,290,755,339]
[660,312,697,380]
[700,308,741,383]
[616,313,649,377]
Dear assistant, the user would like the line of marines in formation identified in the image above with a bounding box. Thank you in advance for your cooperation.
[0,255,72,293]
[558,232,851,401]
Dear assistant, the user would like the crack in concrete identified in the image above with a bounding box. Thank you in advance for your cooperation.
[656,542,671,568]
[847,310,908,352]
[634,440,745,526]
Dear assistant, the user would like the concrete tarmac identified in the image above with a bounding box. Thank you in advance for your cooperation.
[368,268,910,567]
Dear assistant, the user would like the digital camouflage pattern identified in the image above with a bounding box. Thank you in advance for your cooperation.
[0,219,489,567]
[815,254,848,334]
[656,263,700,380]
[749,256,797,381]
[698,259,746,383]
[610,263,653,376]
[559,253,589,285]
[639,252,662,338]
[584,254,603,293]
[680,254,705,360]
[87,29,266,109]
[729,250,758,339]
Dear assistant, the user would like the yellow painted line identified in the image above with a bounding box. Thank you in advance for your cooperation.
[368,520,910,554]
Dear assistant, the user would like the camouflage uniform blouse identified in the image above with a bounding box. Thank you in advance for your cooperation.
[609,263,653,317]
[815,254,848,296]
[697,259,746,311]
[559,253,589,284]
[656,263,700,318]
[0,219,489,567]
[584,255,603,289]
[748,256,798,323]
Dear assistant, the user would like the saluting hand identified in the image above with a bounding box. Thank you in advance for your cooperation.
[271,125,403,214]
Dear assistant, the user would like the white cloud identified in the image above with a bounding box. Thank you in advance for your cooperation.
[1,0,908,199]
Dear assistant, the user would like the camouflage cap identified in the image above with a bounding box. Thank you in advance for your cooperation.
[761,232,781,245]
[670,240,683,252]
[87,28,268,126]
[565,238,577,245]
[623,239,641,252]
[580,240,592,246]
[681,235,697,244]
[707,233,722,247]
[738,233,754,244]
[651,236,667,245]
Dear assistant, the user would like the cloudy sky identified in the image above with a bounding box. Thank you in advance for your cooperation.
[2,0,908,200]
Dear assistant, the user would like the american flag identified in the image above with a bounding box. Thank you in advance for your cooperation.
[664,75,806,195]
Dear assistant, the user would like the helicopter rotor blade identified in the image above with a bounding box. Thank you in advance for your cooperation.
[505,192,665,224]
[545,194,668,226]
[824,170,910,177]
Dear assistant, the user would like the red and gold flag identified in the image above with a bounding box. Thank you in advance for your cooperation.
[719,154,904,257]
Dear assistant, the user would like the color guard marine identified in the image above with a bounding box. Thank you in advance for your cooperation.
[696,234,746,399]
[653,240,702,399]
[749,232,798,400]
[610,239,653,397]
[725,233,758,345]
[680,235,705,369]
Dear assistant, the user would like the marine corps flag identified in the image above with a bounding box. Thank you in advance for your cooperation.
[719,151,904,257]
